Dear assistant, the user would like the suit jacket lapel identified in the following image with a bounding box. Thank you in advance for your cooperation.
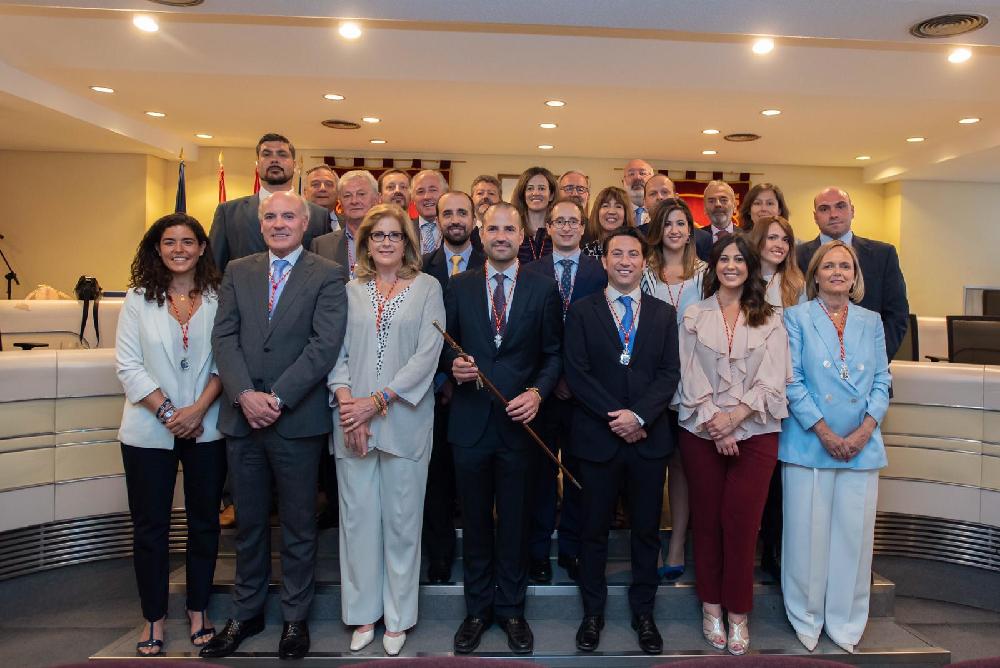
[842,303,866,392]
[265,254,313,340]
[592,292,624,355]
[245,195,265,251]
[153,302,179,370]
[250,254,270,341]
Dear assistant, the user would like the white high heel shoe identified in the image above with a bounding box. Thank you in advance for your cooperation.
[796,632,819,652]
[383,631,406,656]
[350,627,375,651]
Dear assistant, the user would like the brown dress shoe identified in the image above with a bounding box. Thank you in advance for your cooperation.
[219,504,236,528]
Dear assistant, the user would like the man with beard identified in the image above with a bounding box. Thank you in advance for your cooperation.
[411,170,449,255]
[445,202,562,655]
[303,164,340,232]
[622,159,655,227]
[471,175,503,227]
[695,180,745,261]
[379,169,411,212]
[558,170,591,215]
[421,191,486,584]
[210,133,330,273]
[310,170,380,279]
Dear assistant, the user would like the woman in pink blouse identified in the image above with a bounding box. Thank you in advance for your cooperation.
[672,235,790,655]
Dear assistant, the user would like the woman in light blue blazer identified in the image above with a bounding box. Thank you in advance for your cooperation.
[328,204,445,656]
[780,240,891,654]
[116,213,226,656]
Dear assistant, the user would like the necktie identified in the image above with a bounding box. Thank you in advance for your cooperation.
[269,258,290,320]
[617,295,634,349]
[635,207,645,226]
[421,222,438,254]
[558,258,574,303]
[450,254,462,277]
[493,273,507,340]
[715,229,731,243]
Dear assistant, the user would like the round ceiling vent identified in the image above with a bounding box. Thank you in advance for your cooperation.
[322,119,362,130]
[146,0,204,5]
[724,133,761,142]
[909,13,988,38]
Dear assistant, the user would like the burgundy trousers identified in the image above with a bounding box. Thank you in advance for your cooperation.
[679,430,778,614]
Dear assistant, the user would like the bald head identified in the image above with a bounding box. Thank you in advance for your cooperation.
[623,159,655,206]
[813,187,855,239]
[704,180,736,231]
[643,174,676,211]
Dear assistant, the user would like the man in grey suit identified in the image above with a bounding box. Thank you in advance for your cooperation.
[310,169,380,279]
[201,191,347,660]
[209,132,330,274]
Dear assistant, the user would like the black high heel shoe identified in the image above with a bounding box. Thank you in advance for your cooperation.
[136,619,164,656]
[188,609,216,646]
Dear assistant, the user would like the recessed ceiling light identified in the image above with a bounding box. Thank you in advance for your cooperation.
[703,128,720,135]
[761,109,782,116]
[539,123,558,129]
[362,117,380,124]
[195,133,213,139]
[370,138,387,144]
[132,14,159,32]
[855,155,871,161]
[959,117,981,124]
[90,85,114,94]
[339,21,362,39]
[752,38,774,54]
[702,150,718,156]
[906,136,925,143]
[545,100,565,107]
[145,111,166,118]
[323,93,345,101]
[948,47,972,63]
[538,144,554,150]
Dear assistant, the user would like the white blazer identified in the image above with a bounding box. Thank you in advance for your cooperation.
[116,289,222,449]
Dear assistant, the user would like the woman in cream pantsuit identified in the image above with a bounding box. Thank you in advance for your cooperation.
[780,240,891,654]
[328,204,445,657]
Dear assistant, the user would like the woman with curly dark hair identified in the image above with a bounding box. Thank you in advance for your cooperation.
[671,234,790,656]
[115,212,226,656]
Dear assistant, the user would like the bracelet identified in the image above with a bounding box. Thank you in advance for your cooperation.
[370,392,388,416]
[382,390,391,407]
[526,387,541,400]
[156,398,176,424]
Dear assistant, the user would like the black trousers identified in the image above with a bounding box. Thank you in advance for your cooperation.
[452,426,536,620]
[578,446,667,617]
[422,395,457,565]
[529,396,582,560]
[226,429,324,622]
[121,438,227,622]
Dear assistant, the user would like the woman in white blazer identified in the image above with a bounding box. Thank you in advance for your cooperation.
[328,204,445,656]
[780,240,891,653]
[115,213,226,656]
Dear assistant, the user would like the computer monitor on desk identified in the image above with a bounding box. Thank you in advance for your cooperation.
[947,316,1000,365]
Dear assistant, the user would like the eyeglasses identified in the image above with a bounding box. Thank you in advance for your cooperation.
[560,185,589,195]
[550,218,582,229]
[370,231,405,243]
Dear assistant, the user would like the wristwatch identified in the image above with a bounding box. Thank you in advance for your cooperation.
[270,390,284,410]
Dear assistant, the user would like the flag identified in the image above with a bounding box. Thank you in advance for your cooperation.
[174,150,186,213]
[252,169,260,195]
[217,151,227,203]
[297,156,303,194]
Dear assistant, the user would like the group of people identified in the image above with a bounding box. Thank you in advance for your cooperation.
[114,133,909,659]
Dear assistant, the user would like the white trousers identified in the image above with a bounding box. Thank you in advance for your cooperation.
[781,463,879,647]
[337,447,431,632]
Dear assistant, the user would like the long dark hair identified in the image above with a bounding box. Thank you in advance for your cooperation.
[702,233,773,327]
[644,198,699,281]
[510,166,557,229]
[129,213,220,306]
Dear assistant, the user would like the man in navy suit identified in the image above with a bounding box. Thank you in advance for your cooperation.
[444,202,563,655]
[563,227,680,655]
[421,191,486,584]
[795,187,909,359]
[695,180,748,261]
[523,199,606,584]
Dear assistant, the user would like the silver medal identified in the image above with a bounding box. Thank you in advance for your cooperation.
[839,363,850,381]
[620,351,631,366]
[180,358,190,371]
[494,334,503,348]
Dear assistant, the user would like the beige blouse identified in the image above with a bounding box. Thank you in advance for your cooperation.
[671,297,791,440]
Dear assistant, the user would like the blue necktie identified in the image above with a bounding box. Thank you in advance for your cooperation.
[558,258,574,303]
[617,295,634,352]
[269,258,290,320]
[421,222,438,254]
[635,207,645,226]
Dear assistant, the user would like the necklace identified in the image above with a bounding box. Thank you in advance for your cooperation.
[715,293,741,357]
[817,298,850,380]
[662,273,685,310]
[486,261,519,347]
[373,274,401,332]
[604,289,641,365]
[166,293,195,371]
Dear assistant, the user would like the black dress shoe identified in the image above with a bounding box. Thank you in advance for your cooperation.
[575,615,604,652]
[426,559,452,584]
[316,509,338,530]
[454,616,491,654]
[499,616,534,654]
[631,612,663,655]
[558,554,581,581]
[279,620,310,660]
[199,615,265,658]
[529,558,552,583]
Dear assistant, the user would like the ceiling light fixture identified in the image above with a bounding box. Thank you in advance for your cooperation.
[703,128,720,135]
[959,117,981,124]
[855,155,871,161]
[948,47,972,63]
[752,38,774,54]
[539,123,558,129]
[339,21,362,40]
[195,133,213,139]
[323,93,345,101]
[132,14,159,32]
[145,111,166,118]
[906,136,925,143]
[362,117,380,124]
[90,86,115,94]
[761,109,781,116]
[370,138,387,144]
[545,100,565,107]
[702,150,718,155]
[538,144,554,150]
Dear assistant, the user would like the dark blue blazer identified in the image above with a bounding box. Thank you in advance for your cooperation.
[795,234,909,360]
[523,253,607,310]
[422,244,487,291]
[563,292,680,463]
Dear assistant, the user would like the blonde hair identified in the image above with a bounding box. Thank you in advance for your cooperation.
[746,215,805,308]
[804,239,865,303]
[353,204,422,281]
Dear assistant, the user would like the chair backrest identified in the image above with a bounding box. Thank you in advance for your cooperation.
[893,313,919,362]
[946,315,1000,365]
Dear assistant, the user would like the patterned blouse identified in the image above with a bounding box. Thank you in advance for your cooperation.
[366,280,412,378]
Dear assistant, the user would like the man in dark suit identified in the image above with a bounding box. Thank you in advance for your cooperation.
[209,133,330,274]
[201,191,347,660]
[563,227,680,655]
[421,191,486,584]
[303,164,340,232]
[523,199,606,584]
[695,180,749,261]
[795,186,909,359]
[444,202,563,655]
[310,169,381,279]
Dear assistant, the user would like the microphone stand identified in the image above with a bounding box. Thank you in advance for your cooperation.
[0,235,18,299]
